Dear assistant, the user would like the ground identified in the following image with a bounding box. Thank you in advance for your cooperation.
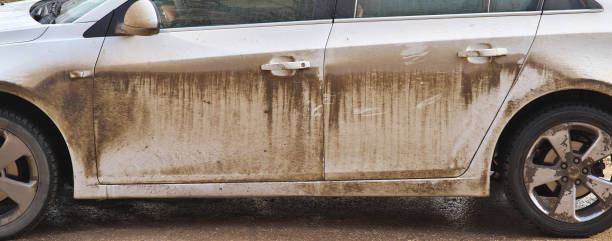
[14,182,612,240]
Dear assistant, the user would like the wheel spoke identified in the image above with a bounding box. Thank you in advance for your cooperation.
[0,133,30,170]
[0,177,37,211]
[585,175,612,210]
[524,163,563,191]
[550,184,579,223]
[581,129,612,163]
[542,125,573,163]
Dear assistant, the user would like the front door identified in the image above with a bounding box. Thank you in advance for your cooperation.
[94,0,334,184]
[324,0,543,180]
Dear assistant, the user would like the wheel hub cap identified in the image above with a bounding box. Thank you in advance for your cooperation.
[0,129,38,226]
[523,122,612,223]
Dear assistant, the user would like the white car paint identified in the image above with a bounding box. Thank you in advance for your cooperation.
[0,0,609,201]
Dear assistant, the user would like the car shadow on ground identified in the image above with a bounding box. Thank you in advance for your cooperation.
[18,181,568,240]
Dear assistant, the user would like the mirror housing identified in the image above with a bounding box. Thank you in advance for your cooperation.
[116,0,160,36]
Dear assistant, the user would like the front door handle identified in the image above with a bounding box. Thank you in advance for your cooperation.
[458,48,508,58]
[69,70,93,79]
[261,61,311,71]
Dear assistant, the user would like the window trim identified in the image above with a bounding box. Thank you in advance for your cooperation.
[543,8,604,15]
[159,19,333,33]
[334,11,542,24]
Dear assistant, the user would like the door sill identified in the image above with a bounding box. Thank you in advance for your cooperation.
[74,177,489,199]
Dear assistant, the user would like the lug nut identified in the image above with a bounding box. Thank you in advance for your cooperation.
[574,158,581,164]
[561,163,568,169]
[575,179,582,185]
[582,168,589,174]
[562,176,569,183]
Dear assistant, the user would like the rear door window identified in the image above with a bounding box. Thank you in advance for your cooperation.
[543,0,602,10]
[345,0,543,19]
[354,0,487,18]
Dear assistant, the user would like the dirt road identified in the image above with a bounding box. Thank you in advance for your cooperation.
[16,182,612,240]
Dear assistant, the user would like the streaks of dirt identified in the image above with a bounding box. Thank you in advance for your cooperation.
[94,70,324,184]
[323,42,520,180]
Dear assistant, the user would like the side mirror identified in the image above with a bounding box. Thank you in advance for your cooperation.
[116,0,160,36]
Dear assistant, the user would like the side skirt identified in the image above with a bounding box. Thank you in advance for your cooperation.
[75,177,488,199]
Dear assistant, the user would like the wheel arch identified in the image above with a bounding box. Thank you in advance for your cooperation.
[492,89,612,175]
[0,90,74,188]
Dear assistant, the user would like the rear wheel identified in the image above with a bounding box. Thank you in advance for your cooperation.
[504,104,612,237]
[0,110,57,239]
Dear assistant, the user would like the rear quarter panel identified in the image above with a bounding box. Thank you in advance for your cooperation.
[468,3,612,185]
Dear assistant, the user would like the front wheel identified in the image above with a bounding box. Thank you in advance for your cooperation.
[504,104,612,237]
[0,110,58,239]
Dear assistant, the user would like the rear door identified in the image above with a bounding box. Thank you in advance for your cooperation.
[324,0,543,180]
[94,0,334,184]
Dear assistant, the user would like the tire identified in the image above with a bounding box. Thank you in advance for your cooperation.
[0,109,58,239]
[504,103,612,237]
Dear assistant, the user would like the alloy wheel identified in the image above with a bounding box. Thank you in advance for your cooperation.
[0,129,38,226]
[523,122,612,223]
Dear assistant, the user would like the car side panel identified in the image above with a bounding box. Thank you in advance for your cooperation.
[323,15,540,180]
[5,1,611,199]
[94,23,331,184]
[83,4,612,198]
[0,23,105,197]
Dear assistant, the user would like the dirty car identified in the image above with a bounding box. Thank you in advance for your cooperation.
[0,0,611,238]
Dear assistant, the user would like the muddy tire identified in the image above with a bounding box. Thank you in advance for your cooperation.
[0,109,58,239]
[504,104,612,237]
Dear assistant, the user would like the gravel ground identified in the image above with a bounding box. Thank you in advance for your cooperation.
[12,182,612,240]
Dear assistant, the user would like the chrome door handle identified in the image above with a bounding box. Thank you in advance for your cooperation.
[69,70,93,79]
[458,48,508,58]
[261,61,311,71]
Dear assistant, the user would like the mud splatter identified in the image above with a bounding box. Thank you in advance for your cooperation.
[94,70,324,183]
[323,45,520,180]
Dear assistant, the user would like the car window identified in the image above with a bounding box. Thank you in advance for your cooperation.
[152,0,333,29]
[347,0,545,18]
[354,0,487,18]
[543,0,602,10]
[55,0,106,23]
[489,0,541,12]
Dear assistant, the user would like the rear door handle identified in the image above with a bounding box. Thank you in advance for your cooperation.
[261,61,311,71]
[458,48,508,58]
